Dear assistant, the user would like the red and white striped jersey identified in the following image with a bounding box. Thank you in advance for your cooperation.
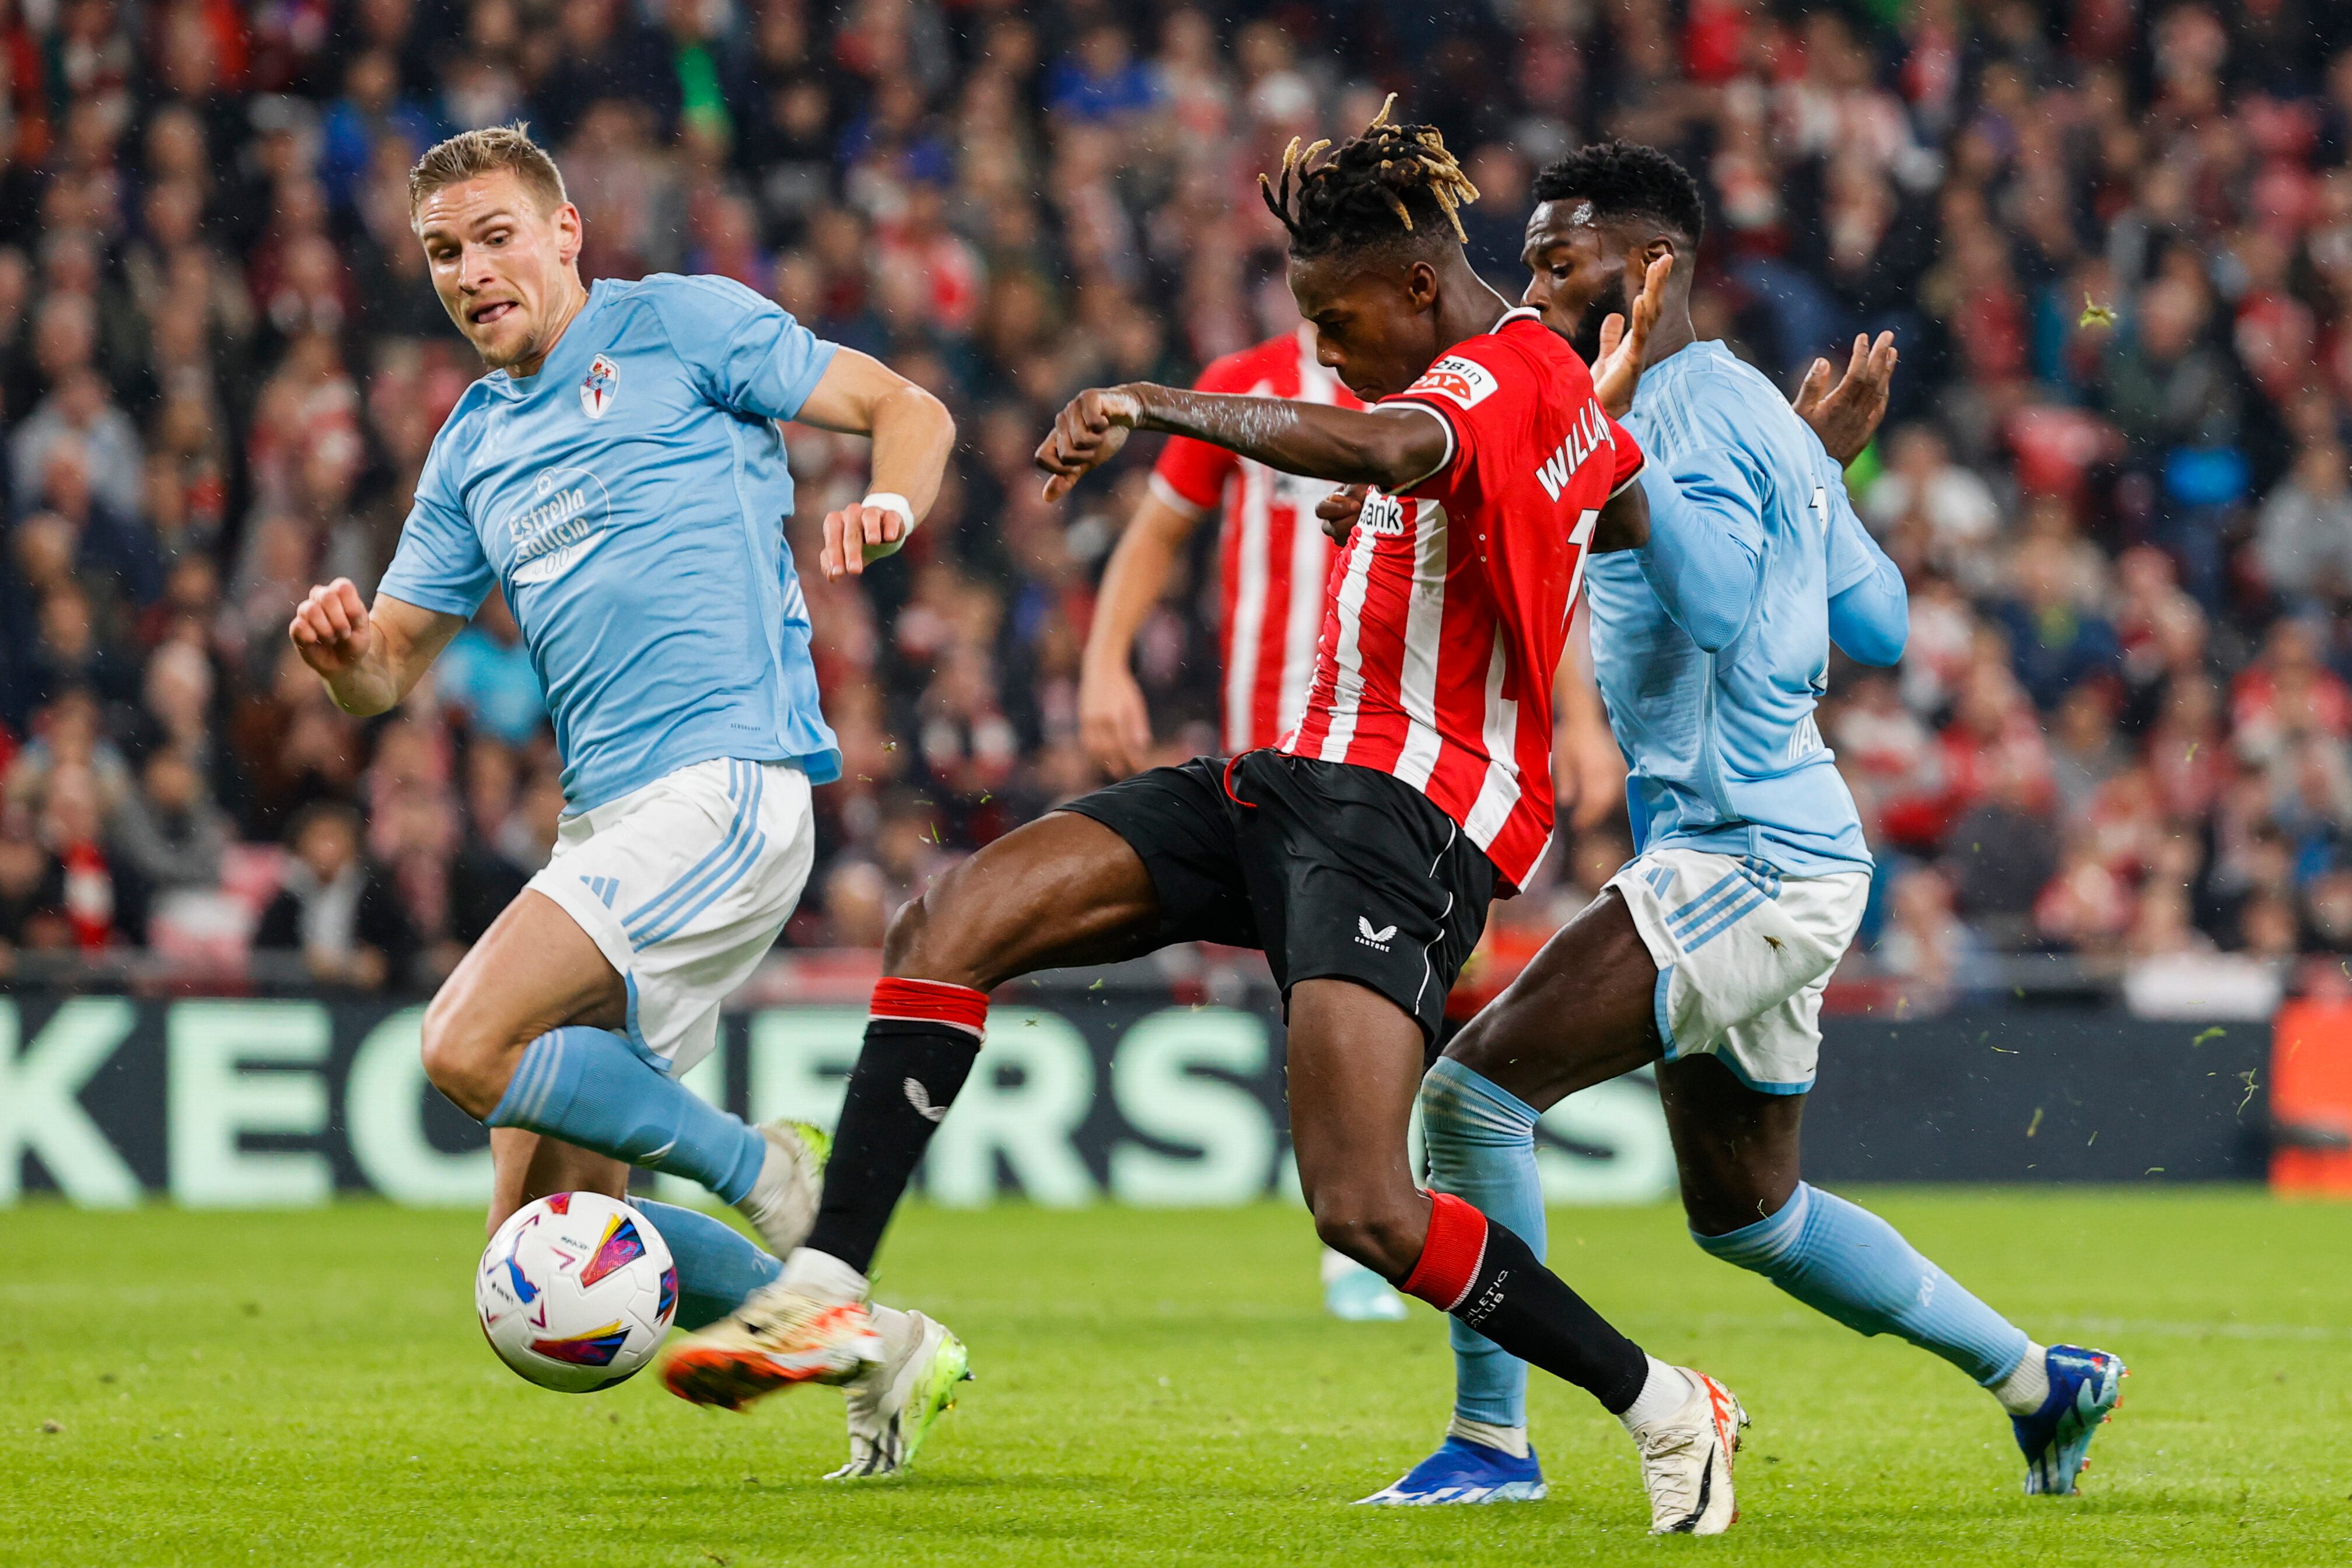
[1283,309,1644,890]
[1149,327,1361,752]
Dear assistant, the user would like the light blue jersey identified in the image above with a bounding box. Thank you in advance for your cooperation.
[1588,340,1906,876]
[381,274,841,809]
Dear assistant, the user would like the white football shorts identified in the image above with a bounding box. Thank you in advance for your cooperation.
[1605,846,1869,1095]
[528,757,816,1076]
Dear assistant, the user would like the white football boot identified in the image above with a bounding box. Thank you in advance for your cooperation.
[663,1280,883,1410]
[825,1306,972,1480]
[1629,1368,1748,1535]
[731,1119,828,1258]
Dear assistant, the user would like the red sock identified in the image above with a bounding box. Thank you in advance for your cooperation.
[1399,1191,1490,1311]
[867,977,989,1040]
[1396,1190,1650,1412]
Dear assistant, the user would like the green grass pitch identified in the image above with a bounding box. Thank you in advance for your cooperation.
[5,1192,2350,1566]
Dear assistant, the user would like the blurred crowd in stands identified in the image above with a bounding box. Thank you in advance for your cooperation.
[4,0,2352,1006]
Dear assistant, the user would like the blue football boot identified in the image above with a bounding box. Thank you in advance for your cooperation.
[2012,1344,2126,1496]
[1356,1436,1548,1504]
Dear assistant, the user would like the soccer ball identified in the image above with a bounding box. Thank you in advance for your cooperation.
[476,1192,678,1392]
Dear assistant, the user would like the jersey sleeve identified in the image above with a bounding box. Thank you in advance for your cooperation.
[1823,471,1883,596]
[1605,410,1645,495]
[1634,446,1769,652]
[1825,478,1909,664]
[1380,345,1515,499]
[647,274,840,423]
[378,431,493,619]
[1147,433,1236,519]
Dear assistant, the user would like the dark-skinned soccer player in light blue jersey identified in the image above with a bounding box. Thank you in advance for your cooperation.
[1362,142,2125,1520]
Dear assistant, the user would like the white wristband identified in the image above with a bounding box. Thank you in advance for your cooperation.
[859,492,916,559]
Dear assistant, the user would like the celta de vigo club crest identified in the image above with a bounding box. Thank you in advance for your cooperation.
[580,353,621,419]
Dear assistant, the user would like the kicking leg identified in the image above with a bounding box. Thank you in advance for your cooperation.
[800,810,1164,1279]
[1287,977,1737,1534]
[1376,891,1662,1502]
[1662,1054,2125,1496]
[428,890,819,1253]
[662,810,1161,1409]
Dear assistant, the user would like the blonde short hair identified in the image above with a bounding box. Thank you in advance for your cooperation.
[408,123,568,225]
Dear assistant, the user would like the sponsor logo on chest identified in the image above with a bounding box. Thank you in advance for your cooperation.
[506,466,615,586]
[1358,491,1410,537]
[1534,398,1614,502]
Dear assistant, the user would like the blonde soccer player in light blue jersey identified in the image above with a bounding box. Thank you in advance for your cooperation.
[288,124,965,1478]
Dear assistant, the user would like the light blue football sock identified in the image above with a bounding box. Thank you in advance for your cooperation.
[485,1027,766,1206]
[1419,1058,1546,1429]
[634,1200,783,1331]
[1695,1181,2029,1385]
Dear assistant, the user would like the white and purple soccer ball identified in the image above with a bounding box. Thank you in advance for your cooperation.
[476,1192,678,1392]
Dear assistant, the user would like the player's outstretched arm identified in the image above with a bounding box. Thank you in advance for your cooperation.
[1035,387,1447,502]
[1792,331,1898,466]
[288,581,466,716]
[794,348,957,580]
[1080,489,1202,778]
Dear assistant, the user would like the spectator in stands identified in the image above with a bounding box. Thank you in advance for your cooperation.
[1992,536,2121,711]
[10,367,141,520]
[2256,441,2352,610]
[37,761,128,951]
[253,802,418,993]
[110,748,229,918]
[0,825,65,960]
[0,0,2344,1002]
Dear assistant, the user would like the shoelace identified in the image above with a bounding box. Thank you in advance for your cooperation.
[741,1292,859,1344]
[1636,1426,1708,1517]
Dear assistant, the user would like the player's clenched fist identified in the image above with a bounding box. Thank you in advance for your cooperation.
[1317,484,1368,545]
[1035,386,1142,502]
[288,579,374,676]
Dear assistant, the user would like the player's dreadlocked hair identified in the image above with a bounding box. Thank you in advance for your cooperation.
[1258,95,1481,260]
[1532,141,1706,246]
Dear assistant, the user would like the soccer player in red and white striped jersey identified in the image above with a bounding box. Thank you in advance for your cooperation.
[1280,309,1645,890]
[667,102,1747,1533]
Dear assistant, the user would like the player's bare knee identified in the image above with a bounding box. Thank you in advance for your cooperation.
[881,880,993,987]
[879,891,932,971]
[419,992,505,1118]
[1310,1193,1423,1280]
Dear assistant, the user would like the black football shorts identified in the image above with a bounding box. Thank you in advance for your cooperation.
[1060,750,1494,1043]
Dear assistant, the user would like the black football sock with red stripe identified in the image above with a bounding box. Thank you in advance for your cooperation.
[799,979,986,1277]
[1399,1191,1650,1414]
